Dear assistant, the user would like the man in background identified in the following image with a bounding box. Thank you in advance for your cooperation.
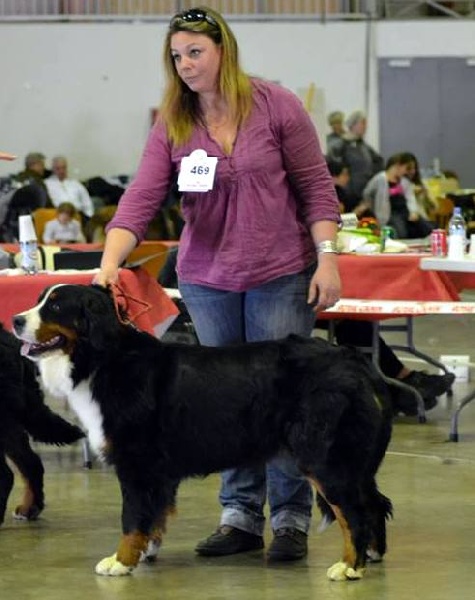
[45,156,94,219]
[15,152,52,207]
[326,111,345,153]
[328,110,384,206]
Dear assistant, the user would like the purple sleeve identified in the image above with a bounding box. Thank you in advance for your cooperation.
[273,87,340,225]
[106,123,173,242]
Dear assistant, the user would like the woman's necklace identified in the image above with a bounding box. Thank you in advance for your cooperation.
[202,109,236,155]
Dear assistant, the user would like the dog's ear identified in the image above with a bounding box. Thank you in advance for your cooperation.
[80,287,120,350]
[37,285,53,303]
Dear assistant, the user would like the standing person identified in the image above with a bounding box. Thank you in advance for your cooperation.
[325,111,345,153]
[94,6,341,562]
[45,156,95,219]
[328,110,384,206]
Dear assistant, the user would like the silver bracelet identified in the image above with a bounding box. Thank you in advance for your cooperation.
[316,240,338,254]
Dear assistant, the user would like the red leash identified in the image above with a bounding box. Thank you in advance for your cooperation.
[109,282,152,327]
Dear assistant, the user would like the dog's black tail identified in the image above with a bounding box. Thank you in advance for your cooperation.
[376,490,394,521]
[22,362,84,445]
[316,492,335,532]
[316,488,393,532]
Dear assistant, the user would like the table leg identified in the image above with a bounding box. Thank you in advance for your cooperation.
[449,389,475,442]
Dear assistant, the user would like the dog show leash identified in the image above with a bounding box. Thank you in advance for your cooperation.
[108,282,152,329]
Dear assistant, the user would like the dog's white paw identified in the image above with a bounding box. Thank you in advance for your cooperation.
[327,561,365,581]
[12,511,28,521]
[95,553,135,576]
[139,538,161,563]
[366,548,383,563]
[12,505,41,521]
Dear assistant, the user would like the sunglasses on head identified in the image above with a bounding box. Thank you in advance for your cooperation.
[169,8,218,29]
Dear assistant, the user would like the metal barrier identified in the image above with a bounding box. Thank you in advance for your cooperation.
[0,0,473,21]
[0,1,374,21]
[384,1,475,19]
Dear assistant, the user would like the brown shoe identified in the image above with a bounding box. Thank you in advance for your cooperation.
[195,525,264,556]
[267,528,308,561]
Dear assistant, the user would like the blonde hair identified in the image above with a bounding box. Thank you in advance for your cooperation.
[159,6,252,147]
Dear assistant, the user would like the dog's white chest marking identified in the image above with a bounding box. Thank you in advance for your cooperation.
[39,354,106,456]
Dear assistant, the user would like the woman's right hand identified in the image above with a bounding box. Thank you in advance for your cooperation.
[93,264,120,287]
[93,228,138,288]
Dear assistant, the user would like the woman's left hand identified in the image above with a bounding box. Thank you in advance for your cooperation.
[307,256,341,314]
[0,152,16,161]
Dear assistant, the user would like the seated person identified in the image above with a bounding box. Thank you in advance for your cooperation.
[321,164,453,415]
[332,320,454,415]
[43,202,86,244]
[45,156,94,219]
[326,159,353,213]
[400,152,438,222]
[360,153,434,239]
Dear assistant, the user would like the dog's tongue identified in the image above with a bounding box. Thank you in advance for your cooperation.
[20,342,32,357]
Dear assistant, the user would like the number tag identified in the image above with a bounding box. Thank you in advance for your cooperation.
[178,149,217,192]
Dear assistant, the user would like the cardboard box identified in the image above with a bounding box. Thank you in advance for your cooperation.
[440,355,471,383]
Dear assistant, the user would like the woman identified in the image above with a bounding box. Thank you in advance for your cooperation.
[361,153,433,239]
[95,6,341,562]
[400,152,438,222]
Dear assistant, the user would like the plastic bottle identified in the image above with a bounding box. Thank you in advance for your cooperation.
[20,240,39,274]
[447,207,467,260]
[18,214,39,274]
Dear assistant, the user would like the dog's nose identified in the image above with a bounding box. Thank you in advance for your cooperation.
[13,314,26,332]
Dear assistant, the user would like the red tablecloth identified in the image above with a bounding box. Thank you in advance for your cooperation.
[2,249,473,324]
[337,253,472,301]
[0,267,179,335]
[1,241,177,254]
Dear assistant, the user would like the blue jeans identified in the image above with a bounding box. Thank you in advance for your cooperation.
[179,265,316,536]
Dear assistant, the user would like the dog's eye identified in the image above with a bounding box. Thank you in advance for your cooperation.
[50,303,61,312]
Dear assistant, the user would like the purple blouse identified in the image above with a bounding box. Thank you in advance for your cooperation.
[107,78,340,292]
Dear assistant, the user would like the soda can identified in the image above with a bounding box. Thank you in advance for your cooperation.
[380,226,395,252]
[430,229,447,257]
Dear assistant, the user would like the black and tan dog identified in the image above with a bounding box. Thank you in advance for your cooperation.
[0,324,84,525]
[13,284,393,580]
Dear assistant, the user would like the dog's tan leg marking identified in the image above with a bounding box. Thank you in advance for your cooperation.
[117,532,149,566]
[307,477,365,581]
[95,532,148,576]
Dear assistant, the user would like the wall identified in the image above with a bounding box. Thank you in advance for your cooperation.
[0,19,474,179]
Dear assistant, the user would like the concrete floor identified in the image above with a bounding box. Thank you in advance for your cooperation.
[1,307,474,600]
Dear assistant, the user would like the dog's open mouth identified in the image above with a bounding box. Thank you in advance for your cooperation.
[21,335,66,357]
